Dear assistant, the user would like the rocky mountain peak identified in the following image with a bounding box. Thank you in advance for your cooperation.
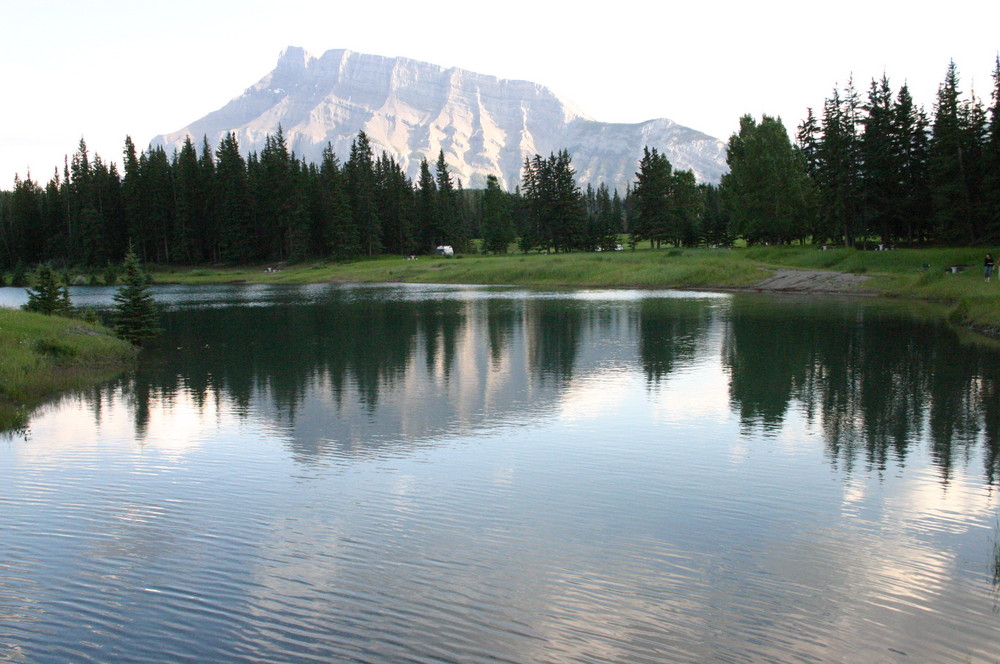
[152,47,727,190]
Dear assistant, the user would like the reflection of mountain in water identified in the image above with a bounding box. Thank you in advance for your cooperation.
[72,285,1000,483]
[120,291,649,464]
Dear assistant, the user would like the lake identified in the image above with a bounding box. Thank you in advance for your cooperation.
[1,283,999,663]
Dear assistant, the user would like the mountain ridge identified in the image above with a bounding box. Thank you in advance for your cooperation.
[152,47,728,190]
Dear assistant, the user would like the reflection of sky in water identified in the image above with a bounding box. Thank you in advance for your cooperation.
[2,284,1000,663]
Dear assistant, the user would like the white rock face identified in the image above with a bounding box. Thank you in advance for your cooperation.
[152,47,728,190]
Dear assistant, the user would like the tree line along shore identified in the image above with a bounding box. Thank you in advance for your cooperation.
[3,57,1000,428]
[3,242,1000,435]
[1,58,998,271]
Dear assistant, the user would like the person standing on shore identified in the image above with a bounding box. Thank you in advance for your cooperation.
[986,253,995,282]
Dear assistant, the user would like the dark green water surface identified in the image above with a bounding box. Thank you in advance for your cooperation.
[1,283,999,663]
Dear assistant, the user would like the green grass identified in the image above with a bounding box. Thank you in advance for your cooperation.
[0,308,137,432]
[151,245,1000,338]
[152,249,768,289]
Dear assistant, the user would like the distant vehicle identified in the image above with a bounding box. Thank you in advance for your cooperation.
[435,245,455,257]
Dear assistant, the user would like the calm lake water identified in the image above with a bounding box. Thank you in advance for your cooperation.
[2,283,999,663]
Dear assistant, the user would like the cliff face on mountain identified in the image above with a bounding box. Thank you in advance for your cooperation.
[153,47,727,190]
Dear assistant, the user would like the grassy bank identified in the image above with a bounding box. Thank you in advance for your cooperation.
[0,309,137,432]
[153,249,768,288]
[151,245,1000,335]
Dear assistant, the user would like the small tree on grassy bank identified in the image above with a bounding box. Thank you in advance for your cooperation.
[22,264,72,316]
[112,248,160,345]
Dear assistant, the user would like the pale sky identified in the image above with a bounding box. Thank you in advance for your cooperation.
[1,0,997,187]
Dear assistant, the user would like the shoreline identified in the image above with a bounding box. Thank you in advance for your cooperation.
[148,248,1000,341]
[0,310,137,433]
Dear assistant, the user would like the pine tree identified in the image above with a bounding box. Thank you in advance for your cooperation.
[138,146,175,263]
[23,263,72,316]
[481,175,516,253]
[547,150,586,252]
[590,182,619,251]
[215,132,253,263]
[985,56,1000,241]
[112,248,160,345]
[173,136,202,263]
[891,85,933,244]
[929,61,976,243]
[121,136,144,257]
[318,144,357,258]
[721,114,813,245]
[415,158,438,252]
[817,84,864,246]
[374,153,415,256]
[630,147,674,247]
[435,150,465,251]
[861,76,899,244]
[9,175,45,265]
[520,151,586,253]
[346,132,381,256]
[701,183,731,246]
[671,169,704,246]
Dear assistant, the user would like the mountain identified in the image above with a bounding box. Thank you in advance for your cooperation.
[152,47,728,191]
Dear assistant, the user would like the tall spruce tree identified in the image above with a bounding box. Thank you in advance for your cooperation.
[631,147,674,248]
[256,127,298,261]
[375,152,415,255]
[861,76,900,244]
[112,247,160,345]
[892,85,933,244]
[318,145,357,258]
[985,57,1000,240]
[589,182,619,251]
[346,132,381,256]
[547,150,586,252]
[929,61,976,243]
[415,158,438,252]
[481,175,516,253]
[215,133,253,263]
[817,84,864,246]
[198,136,220,262]
[435,150,465,251]
[173,136,202,263]
[671,169,704,247]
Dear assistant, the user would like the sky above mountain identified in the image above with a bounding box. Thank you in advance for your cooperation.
[1,0,997,186]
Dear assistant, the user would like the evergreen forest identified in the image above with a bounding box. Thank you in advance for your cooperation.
[1,58,999,272]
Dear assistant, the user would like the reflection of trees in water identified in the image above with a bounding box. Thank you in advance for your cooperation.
[95,294,596,455]
[130,298,447,422]
[525,300,583,383]
[77,289,1000,482]
[638,298,716,385]
[722,296,1000,482]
